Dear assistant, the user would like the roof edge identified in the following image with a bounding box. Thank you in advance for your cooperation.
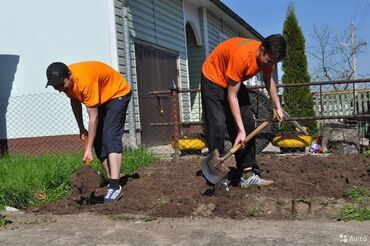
[209,0,264,40]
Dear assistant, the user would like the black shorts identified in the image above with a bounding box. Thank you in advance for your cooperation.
[94,93,131,162]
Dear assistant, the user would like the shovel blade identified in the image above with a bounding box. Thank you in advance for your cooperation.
[201,149,229,184]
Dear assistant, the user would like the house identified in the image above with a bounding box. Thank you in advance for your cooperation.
[0,0,269,154]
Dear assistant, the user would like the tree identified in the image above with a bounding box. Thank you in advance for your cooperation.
[308,24,367,90]
[282,4,317,134]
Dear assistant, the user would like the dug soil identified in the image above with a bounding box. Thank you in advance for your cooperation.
[33,154,370,220]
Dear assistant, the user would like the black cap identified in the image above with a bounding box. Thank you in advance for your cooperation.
[45,62,70,88]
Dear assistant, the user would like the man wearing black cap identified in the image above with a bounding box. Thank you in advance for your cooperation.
[46,61,131,203]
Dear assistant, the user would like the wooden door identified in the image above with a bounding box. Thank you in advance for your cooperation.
[135,42,178,146]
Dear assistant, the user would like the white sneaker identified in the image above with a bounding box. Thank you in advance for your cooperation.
[239,174,274,188]
[104,185,123,203]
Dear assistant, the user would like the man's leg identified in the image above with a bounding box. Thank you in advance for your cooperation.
[94,104,111,179]
[101,159,111,179]
[100,94,131,202]
[225,84,257,172]
[201,74,227,154]
[226,86,273,187]
[107,153,122,179]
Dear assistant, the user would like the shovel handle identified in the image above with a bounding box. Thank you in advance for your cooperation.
[220,109,277,161]
[227,121,270,156]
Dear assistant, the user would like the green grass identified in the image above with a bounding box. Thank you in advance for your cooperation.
[0,148,157,209]
[122,147,157,175]
[0,215,12,226]
[344,186,369,204]
[340,186,370,221]
[340,205,370,222]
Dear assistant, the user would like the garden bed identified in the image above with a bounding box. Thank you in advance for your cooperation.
[32,154,370,220]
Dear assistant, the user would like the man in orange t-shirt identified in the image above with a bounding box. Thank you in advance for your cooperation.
[46,61,131,202]
[201,34,286,188]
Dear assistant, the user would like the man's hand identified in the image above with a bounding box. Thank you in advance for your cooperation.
[79,129,89,141]
[81,133,93,165]
[275,108,284,122]
[83,148,94,165]
[233,130,246,148]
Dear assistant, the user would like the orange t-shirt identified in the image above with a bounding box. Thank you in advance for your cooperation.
[202,37,274,88]
[66,61,131,107]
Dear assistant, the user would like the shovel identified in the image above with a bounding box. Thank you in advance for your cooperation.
[201,111,277,184]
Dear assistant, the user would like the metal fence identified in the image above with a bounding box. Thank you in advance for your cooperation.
[148,79,370,157]
[1,79,370,158]
[0,93,89,156]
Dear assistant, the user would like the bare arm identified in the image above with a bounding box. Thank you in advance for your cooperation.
[227,80,246,148]
[83,106,98,163]
[263,73,283,121]
[70,98,98,163]
[70,98,88,137]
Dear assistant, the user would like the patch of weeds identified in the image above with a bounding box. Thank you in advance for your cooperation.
[362,149,370,156]
[0,215,12,226]
[144,217,157,222]
[340,205,370,222]
[340,186,370,221]
[250,207,264,217]
[320,200,329,207]
[110,214,136,221]
[344,186,369,204]
[158,196,170,206]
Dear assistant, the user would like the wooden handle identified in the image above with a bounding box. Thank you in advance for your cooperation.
[220,110,277,162]
[227,121,271,156]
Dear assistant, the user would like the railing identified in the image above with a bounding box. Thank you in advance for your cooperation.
[149,78,370,156]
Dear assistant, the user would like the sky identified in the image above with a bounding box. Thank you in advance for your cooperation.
[222,0,370,81]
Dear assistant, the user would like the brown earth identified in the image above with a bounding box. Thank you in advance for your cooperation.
[69,166,101,204]
[33,154,370,220]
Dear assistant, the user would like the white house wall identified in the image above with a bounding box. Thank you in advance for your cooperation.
[0,0,114,138]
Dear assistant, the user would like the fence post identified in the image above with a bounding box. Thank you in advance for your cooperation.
[170,81,180,158]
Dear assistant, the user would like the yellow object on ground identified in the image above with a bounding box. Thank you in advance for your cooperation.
[272,135,313,148]
[172,138,207,150]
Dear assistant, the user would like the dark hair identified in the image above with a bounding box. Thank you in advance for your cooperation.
[261,34,287,60]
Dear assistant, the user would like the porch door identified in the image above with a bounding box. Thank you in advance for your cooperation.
[135,42,178,146]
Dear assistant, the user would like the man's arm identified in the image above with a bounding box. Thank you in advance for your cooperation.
[228,79,246,148]
[84,106,98,163]
[263,72,283,121]
[70,98,88,137]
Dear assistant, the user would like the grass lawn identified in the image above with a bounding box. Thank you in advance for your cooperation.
[0,148,156,209]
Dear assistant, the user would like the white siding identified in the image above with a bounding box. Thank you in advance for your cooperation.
[115,0,191,122]
[114,0,141,130]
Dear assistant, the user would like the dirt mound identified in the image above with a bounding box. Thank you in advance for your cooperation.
[70,166,100,204]
[35,154,370,219]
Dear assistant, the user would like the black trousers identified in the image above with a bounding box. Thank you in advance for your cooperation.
[201,73,258,172]
[94,93,131,162]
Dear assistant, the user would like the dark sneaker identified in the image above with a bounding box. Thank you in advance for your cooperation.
[239,174,274,188]
[104,185,123,203]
